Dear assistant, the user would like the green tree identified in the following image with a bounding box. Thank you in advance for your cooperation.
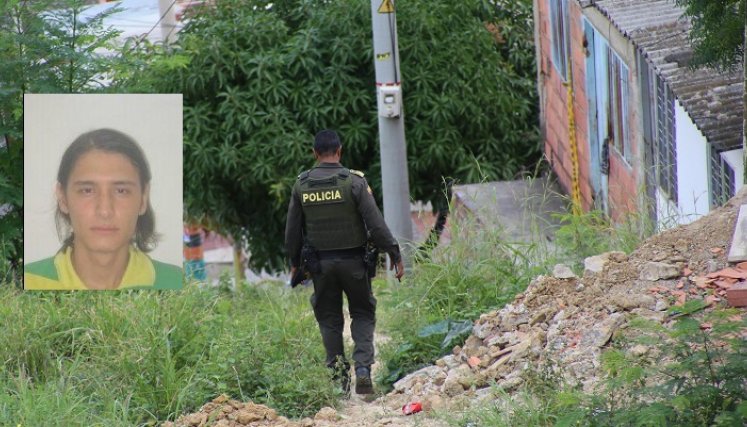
[0,0,123,283]
[119,0,540,271]
[675,0,746,183]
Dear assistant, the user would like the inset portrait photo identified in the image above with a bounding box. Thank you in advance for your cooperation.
[24,94,183,290]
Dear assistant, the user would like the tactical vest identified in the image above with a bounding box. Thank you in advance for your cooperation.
[297,169,367,250]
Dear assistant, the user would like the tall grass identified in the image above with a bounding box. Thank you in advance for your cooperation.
[552,208,652,272]
[0,281,338,426]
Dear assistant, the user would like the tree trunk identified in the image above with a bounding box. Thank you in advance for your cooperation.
[233,241,245,283]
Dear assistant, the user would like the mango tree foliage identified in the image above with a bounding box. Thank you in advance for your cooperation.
[120,0,539,271]
[0,0,121,283]
[675,0,744,71]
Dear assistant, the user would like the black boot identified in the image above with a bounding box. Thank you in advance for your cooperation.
[355,366,373,395]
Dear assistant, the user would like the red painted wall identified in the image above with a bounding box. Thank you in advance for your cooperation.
[537,0,639,221]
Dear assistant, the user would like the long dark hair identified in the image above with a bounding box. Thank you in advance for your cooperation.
[56,128,158,252]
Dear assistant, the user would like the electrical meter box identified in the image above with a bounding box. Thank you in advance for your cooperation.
[377,85,402,118]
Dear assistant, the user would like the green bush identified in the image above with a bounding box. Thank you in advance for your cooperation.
[589,302,747,426]
[0,283,338,425]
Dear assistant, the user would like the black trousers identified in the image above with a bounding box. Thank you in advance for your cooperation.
[310,255,376,369]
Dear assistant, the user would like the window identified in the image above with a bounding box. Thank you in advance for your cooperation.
[655,76,677,204]
[549,0,569,81]
[607,48,631,163]
[642,60,678,205]
[710,147,735,208]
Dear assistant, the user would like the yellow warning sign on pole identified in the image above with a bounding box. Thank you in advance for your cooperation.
[378,0,394,13]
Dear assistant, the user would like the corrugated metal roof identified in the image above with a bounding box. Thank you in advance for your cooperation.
[584,0,743,152]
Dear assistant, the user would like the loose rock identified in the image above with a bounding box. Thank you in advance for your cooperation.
[314,407,337,422]
[640,261,680,281]
[553,264,577,279]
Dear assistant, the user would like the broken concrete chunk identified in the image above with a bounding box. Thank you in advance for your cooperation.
[584,251,627,274]
[483,354,511,380]
[580,313,624,348]
[462,335,485,357]
[441,372,466,397]
[497,375,524,391]
[314,407,337,422]
[553,263,577,279]
[611,293,656,311]
[640,261,681,281]
[584,255,608,274]
[472,321,494,339]
[629,344,649,357]
[654,299,669,312]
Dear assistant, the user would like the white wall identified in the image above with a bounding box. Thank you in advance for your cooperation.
[656,189,680,229]
[721,149,745,193]
[674,99,709,224]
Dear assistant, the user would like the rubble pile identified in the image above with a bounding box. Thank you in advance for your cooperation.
[388,193,745,404]
[163,395,290,427]
[163,395,352,427]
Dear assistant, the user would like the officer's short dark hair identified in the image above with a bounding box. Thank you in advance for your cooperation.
[313,130,341,156]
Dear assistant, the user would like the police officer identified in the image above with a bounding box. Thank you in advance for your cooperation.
[285,130,404,395]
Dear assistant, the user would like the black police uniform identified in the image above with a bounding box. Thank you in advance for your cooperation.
[285,162,401,373]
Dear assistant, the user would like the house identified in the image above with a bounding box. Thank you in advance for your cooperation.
[534,0,744,229]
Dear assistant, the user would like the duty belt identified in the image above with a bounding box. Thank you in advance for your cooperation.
[317,247,366,259]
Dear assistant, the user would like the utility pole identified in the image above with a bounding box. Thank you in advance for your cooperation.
[158,0,177,44]
[369,0,413,259]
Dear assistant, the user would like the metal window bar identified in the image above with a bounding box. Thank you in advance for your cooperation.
[711,148,736,207]
[655,75,677,204]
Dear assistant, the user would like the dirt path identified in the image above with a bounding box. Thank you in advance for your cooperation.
[330,311,450,427]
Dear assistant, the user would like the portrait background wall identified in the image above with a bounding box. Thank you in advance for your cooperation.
[24,94,183,267]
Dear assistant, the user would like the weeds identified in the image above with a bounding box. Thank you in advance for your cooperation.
[0,282,337,425]
[552,208,653,272]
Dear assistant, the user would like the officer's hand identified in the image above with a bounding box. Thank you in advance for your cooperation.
[390,258,405,280]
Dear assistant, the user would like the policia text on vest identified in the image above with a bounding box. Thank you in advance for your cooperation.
[301,189,344,204]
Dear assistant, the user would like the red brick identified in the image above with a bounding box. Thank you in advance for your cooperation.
[726,282,747,307]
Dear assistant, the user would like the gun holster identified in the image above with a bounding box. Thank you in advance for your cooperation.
[302,244,321,274]
[363,243,379,279]
[291,244,321,288]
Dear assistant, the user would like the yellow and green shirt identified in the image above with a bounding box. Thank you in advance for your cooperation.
[23,247,183,290]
